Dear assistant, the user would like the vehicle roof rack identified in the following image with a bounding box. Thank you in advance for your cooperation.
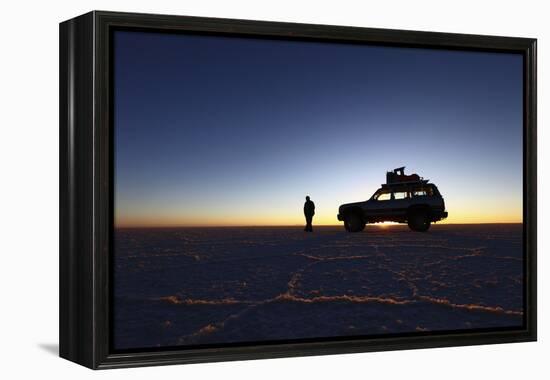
[381,179,430,189]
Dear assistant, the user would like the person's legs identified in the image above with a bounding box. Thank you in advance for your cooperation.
[305,215,313,232]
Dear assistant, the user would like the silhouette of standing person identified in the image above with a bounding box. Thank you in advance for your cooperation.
[304,196,315,232]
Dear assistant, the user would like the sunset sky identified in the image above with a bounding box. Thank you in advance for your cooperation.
[114,30,523,227]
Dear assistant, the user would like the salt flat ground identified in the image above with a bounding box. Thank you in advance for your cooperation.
[113,224,523,350]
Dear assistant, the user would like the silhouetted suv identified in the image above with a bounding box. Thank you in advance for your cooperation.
[337,168,448,232]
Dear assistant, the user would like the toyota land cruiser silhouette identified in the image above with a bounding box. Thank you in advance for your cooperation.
[337,167,448,232]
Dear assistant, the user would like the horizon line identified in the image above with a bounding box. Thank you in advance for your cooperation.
[114,222,523,229]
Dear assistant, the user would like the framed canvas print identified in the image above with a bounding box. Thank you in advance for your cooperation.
[59,11,537,369]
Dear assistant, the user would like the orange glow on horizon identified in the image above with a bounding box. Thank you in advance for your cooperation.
[115,212,522,228]
[115,191,522,228]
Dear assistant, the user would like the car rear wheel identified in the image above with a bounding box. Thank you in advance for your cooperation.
[408,210,431,232]
[344,213,365,232]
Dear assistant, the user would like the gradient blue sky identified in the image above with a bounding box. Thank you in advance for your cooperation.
[114,30,523,226]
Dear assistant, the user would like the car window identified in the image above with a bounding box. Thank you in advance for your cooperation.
[413,187,433,197]
[376,192,392,201]
[394,191,408,199]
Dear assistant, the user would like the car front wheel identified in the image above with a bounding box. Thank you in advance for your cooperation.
[344,213,365,232]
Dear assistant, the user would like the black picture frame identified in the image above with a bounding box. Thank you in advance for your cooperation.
[59,10,537,369]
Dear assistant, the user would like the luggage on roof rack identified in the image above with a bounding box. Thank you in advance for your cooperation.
[386,167,423,185]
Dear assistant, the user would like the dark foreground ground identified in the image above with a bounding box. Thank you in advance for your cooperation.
[113,224,523,350]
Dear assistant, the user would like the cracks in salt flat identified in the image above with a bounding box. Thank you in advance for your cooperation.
[114,226,525,349]
[170,238,522,344]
